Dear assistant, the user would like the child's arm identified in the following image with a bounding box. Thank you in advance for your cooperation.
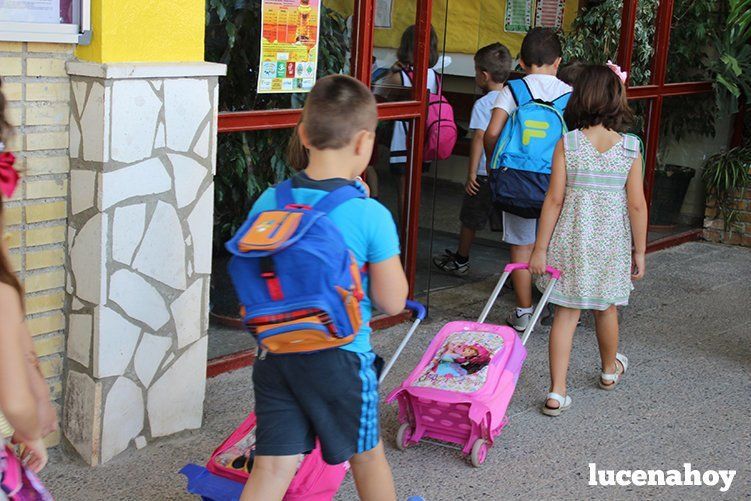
[529,140,567,275]
[19,323,57,436]
[483,108,509,164]
[369,256,408,316]
[626,155,648,279]
[0,285,41,443]
[465,129,484,195]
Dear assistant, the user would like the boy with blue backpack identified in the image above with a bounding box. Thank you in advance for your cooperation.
[483,28,572,332]
[434,42,512,275]
[229,75,408,501]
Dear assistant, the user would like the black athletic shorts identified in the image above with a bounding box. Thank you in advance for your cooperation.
[253,349,381,465]
[460,175,502,231]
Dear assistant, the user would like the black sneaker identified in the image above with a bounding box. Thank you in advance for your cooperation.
[433,250,469,275]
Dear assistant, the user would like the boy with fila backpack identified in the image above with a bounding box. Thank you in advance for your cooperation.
[483,28,572,332]
[228,75,408,501]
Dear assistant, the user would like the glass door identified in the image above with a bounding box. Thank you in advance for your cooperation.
[206,0,437,361]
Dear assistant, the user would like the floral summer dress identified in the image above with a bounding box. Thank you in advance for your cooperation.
[537,130,640,310]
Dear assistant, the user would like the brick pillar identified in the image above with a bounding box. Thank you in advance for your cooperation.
[61,61,225,464]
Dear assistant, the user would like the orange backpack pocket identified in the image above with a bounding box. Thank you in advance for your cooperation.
[239,211,302,252]
[249,310,354,354]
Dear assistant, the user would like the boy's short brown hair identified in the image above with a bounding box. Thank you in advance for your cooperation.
[302,75,377,150]
[564,65,634,132]
[474,43,512,84]
[520,28,562,67]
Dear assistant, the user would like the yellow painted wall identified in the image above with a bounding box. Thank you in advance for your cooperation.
[76,0,204,63]
[326,0,579,57]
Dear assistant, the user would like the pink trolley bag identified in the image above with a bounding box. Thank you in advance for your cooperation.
[206,413,348,501]
[181,410,349,501]
[385,263,560,467]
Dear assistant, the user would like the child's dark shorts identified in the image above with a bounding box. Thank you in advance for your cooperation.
[460,176,502,231]
[253,349,380,465]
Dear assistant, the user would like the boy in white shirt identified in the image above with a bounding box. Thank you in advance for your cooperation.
[434,42,512,275]
[483,28,572,331]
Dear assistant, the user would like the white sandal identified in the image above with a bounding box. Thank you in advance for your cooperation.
[541,392,572,417]
[599,353,629,390]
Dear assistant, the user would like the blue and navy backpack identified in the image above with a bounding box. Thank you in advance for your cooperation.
[226,180,365,354]
[489,79,571,219]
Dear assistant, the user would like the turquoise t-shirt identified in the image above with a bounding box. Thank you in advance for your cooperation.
[248,173,401,353]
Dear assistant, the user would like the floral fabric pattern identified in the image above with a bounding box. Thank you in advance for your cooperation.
[412,330,505,393]
[537,130,635,310]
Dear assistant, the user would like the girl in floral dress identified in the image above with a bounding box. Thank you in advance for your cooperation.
[529,64,648,416]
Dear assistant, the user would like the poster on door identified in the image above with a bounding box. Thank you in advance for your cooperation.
[534,0,566,30]
[0,0,61,23]
[375,0,392,28]
[504,0,533,33]
[257,0,321,94]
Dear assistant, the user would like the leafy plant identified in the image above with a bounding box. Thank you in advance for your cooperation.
[561,0,657,86]
[707,0,751,113]
[206,0,349,246]
[661,0,725,143]
[703,146,751,230]
[562,0,726,150]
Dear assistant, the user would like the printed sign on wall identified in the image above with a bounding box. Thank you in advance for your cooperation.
[375,0,393,28]
[258,0,321,94]
[535,0,566,30]
[504,0,533,33]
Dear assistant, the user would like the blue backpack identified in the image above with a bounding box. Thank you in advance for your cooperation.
[226,180,366,354]
[489,79,571,219]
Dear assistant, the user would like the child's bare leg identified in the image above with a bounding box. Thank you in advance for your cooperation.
[547,306,580,408]
[594,305,620,381]
[240,455,299,501]
[510,244,534,308]
[349,441,396,501]
[457,225,476,257]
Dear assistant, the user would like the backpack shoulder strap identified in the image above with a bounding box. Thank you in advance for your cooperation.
[552,92,571,112]
[313,185,366,214]
[621,133,641,159]
[275,179,295,209]
[433,70,442,94]
[508,79,533,107]
[563,130,580,152]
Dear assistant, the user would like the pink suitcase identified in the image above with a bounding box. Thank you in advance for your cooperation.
[385,263,560,466]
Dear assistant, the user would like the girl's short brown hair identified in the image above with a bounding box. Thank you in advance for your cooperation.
[564,65,634,132]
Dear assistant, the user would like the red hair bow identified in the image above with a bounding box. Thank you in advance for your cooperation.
[0,151,19,198]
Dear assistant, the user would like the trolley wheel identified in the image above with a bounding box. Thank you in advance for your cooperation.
[470,439,488,467]
[395,423,413,451]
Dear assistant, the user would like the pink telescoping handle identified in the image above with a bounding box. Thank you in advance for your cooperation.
[477,263,561,346]
[503,262,562,279]
[378,301,426,385]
